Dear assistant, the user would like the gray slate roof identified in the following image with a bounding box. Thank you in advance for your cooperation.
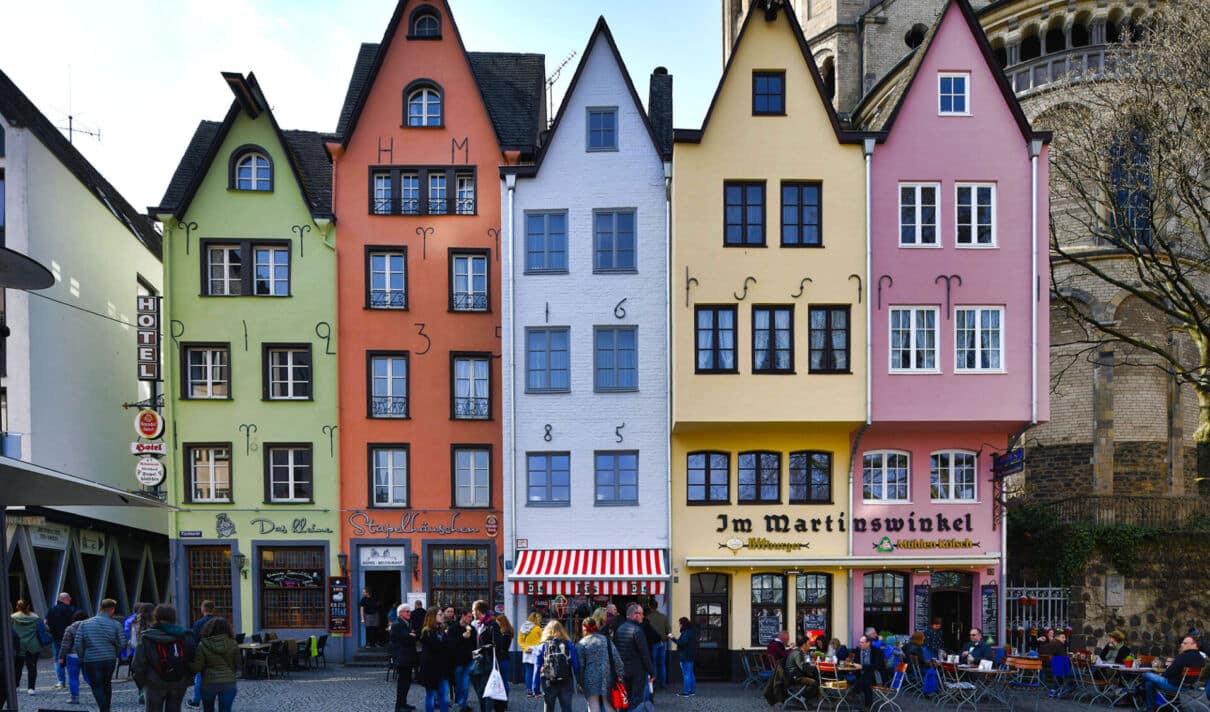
[335,43,380,140]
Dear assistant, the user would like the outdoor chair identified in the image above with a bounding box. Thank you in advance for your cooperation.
[316,633,329,668]
[742,652,762,689]
[902,654,925,698]
[936,662,977,708]
[251,633,264,643]
[268,639,291,678]
[293,638,314,670]
[245,645,271,679]
[234,633,246,644]
[1155,668,1201,712]
[1008,655,1044,689]
[814,662,854,712]
[872,662,908,712]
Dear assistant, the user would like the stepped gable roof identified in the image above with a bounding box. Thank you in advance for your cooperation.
[0,68,162,259]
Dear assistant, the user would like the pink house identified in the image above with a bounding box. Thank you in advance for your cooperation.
[848,0,1050,650]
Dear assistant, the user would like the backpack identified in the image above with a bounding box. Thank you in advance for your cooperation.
[153,639,189,682]
[542,639,573,683]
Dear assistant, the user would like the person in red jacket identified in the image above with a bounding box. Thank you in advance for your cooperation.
[766,630,791,662]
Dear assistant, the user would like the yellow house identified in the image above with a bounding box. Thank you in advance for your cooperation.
[670,0,869,679]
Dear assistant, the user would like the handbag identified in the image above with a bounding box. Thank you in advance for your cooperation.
[484,648,509,701]
[606,637,629,711]
[36,619,52,646]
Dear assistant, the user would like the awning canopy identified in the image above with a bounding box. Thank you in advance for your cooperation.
[510,548,668,595]
[0,455,176,508]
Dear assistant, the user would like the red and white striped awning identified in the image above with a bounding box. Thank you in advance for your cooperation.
[509,549,668,596]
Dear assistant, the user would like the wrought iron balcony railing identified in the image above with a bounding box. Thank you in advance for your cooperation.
[369,289,407,309]
[370,396,409,418]
[452,291,488,312]
[453,397,489,420]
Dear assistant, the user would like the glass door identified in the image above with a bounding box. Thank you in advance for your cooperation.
[690,573,730,680]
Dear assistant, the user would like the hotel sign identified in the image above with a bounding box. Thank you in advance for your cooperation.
[136,295,161,382]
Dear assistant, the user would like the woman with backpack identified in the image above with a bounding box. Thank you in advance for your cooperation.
[59,610,89,704]
[531,620,580,712]
[131,604,195,712]
[417,609,452,712]
[576,618,624,712]
[190,617,238,712]
[129,603,154,704]
[11,599,48,695]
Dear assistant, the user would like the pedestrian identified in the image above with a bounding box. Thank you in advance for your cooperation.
[190,617,238,712]
[132,604,195,712]
[185,600,215,708]
[392,604,419,712]
[75,598,128,712]
[413,600,427,628]
[11,599,47,695]
[361,587,382,647]
[576,618,624,712]
[645,604,670,690]
[58,610,89,704]
[669,616,698,698]
[494,614,515,687]
[417,609,452,712]
[614,603,654,707]
[445,607,475,712]
[532,620,578,712]
[518,612,543,698]
[923,618,944,657]
[45,591,77,690]
[129,602,155,704]
[469,600,508,712]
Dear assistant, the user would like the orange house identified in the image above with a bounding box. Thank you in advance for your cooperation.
[329,0,543,653]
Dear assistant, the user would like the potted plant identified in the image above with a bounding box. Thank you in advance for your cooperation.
[1123,655,1135,668]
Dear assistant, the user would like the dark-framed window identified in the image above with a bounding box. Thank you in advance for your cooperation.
[408,4,442,38]
[227,145,273,192]
[263,443,313,503]
[587,107,618,151]
[365,246,407,309]
[201,239,291,297]
[724,181,766,246]
[738,451,781,503]
[751,573,786,646]
[789,450,832,504]
[369,444,409,507]
[1109,128,1152,246]
[405,81,443,127]
[262,343,312,400]
[687,451,729,504]
[526,327,570,393]
[797,573,832,642]
[449,249,489,312]
[593,209,636,272]
[695,305,738,373]
[367,351,409,418]
[808,305,850,373]
[594,451,638,506]
[863,571,908,635]
[181,343,230,400]
[187,547,232,624]
[368,166,475,216]
[260,546,324,628]
[183,443,232,504]
[428,545,490,613]
[781,182,821,246]
[525,211,568,273]
[594,326,637,392]
[752,305,793,373]
[451,352,491,420]
[451,445,491,508]
[526,451,570,506]
[752,71,786,115]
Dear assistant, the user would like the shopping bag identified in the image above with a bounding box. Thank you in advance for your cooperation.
[485,651,508,701]
[609,678,630,710]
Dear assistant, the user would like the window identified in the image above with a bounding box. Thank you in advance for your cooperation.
[724,182,765,246]
[789,450,831,504]
[863,572,908,636]
[889,307,938,371]
[1109,129,1151,246]
[526,328,570,393]
[409,6,441,37]
[797,573,831,642]
[450,251,489,312]
[452,447,491,508]
[367,248,407,309]
[203,240,290,296]
[253,246,288,296]
[751,574,786,646]
[526,452,570,506]
[260,547,324,628]
[594,326,637,392]
[264,444,312,503]
[752,306,793,374]
[206,244,242,295]
[752,71,786,115]
[738,451,781,503]
[402,172,420,214]
[187,547,232,624]
[183,345,230,399]
[938,73,969,115]
[428,173,447,214]
[808,306,849,373]
[407,87,442,127]
[956,184,995,246]
[263,345,311,400]
[593,210,636,271]
[955,306,1003,371]
[452,354,490,419]
[899,183,939,246]
[687,451,729,504]
[695,306,738,373]
[368,352,409,418]
[372,173,392,214]
[781,182,821,246]
[428,546,490,613]
[931,450,977,501]
[370,446,409,507]
[587,107,618,151]
[368,167,473,216]
[232,150,271,191]
[863,450,910,502]
[595,451,638,505]
[455,172,475,215]
[186,445,231,503]
[525,211,568,273]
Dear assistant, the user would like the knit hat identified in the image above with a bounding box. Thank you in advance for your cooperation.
[1110,630,1126,642]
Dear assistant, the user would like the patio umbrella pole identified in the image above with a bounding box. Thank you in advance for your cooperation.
[1,507,19,710]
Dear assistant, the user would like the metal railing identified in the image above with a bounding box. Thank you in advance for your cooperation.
[1007,46,1117,96]
[1030,495,1210,530]
[1005,583,1070,652]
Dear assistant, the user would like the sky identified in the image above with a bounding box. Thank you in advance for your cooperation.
[0,0,723,213]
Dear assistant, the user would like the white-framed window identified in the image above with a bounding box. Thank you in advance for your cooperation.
[401,172,420,214]
[253,246,289,295]
[453,447,490,508]
[428,173,447,214]
[407,87,442,127]
[187,445,231,503]
[235,152,271,191]
[368,250,407,309]
[371,446,409,507]
[266,445,312,503]
[930,450,977,501]
[452,355,490,419]
[185,346,230,399]
[899,183,940,246]
[451,253,488,312]
[862,450,910,503]
[456,173,475,215]
[938,72,970,115]
[889,307,939,372]
[369,353,409,418]
[955,183,995,246]
[373,173,392,214]
[207,245,242,296]
[411,10,440,37]
[955,306,1004,371]
[265,346,311,400]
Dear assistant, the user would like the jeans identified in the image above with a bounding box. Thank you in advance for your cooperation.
[13,651,38,690]
[498,658,511,689]
[200,682,237,712]
[145,685,186,712]
[191,672,203,703]
[652,642,667,688]
[624,672,647,712]
[425,679,450,712]
[1143,672,1179,709]
[541,679,574,712]
[83,660,117,712]
[66,654,85,699]
[452,664,471,706]
[52,639,66,684]
[680,661,696,695]
[523,662,535,692]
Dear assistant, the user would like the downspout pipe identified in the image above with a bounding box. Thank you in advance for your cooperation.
[1029,138,1042,426]
[504,173,517,625]
[663,160,673,592]
[863,138,875,427]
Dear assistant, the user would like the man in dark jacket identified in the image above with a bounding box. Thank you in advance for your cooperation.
[132,604,195,711]
[446,608,475,712]
[185,600,214,708]
[391,605,418,712]
[470,600,506,712]
[849,635,886,710]
[615,603,655,707]
[1142,635,1204,711]
[46,592,77,689]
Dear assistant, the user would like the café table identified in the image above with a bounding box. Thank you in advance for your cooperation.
[237,641,271,678]
[1094,663,1151,711]
[958,665,1017,710]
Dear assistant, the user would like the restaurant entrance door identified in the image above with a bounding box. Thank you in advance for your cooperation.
[930,571,972,652]
[690,573,730,680]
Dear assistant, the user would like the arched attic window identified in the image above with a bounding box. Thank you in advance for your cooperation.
[404,80,443,127]
[408,5,442,39]
[819,56,836,103]
[228,145,272,192]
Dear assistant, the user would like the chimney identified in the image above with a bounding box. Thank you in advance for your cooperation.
[648,67,673,159]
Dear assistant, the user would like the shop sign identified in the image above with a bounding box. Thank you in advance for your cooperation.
[130,441,168,456]
[133,409,165,440]
[719,537,811,554]
[853,513,974,534]
[136,295,161,382]
[135,457,166,487]
[714,513,846,534]
[872,536,981,553]
[524,580,652,596]
[406,592,427,610]
[79,531,107,556]
[250,517,334,535]
[347,510,480,538]
[359,546,408,567]
[263,569,322,588]
[485,514,499,536]
[29,524,69,550]
[328,577,350,634]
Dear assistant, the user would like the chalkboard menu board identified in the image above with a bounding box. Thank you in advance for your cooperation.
[913,585,930,633]
[980,585,998,640]
[329,576,349,634]
[757,614,782,645]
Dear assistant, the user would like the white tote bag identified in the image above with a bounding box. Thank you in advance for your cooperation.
[485,649,509,701]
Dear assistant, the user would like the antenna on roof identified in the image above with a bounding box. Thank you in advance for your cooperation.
[55,65,102,145]
[545,51,577,129]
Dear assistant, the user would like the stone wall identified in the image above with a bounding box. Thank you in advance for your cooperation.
[1023,442,1198,501]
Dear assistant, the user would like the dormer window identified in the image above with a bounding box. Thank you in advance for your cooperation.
[229,146,272,192]
[938,72,970,115]
[406,83,442,127]
[408,5,442,39]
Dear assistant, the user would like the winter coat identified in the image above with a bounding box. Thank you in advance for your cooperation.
[576,632,624,697]
[531,638,580,694]
[518,621,542,665]
[10,612,41,654]
[46,602,76,642]
[417,628,453,689]
[60,620,84,662]
[131,623,195,691]
[189,633,238,687]
[614,619,654,679]
[473,616,508,670]
[190,614,214,643]
[671,626,699,663]
[446,620,475,667]
[75,613,127,663]
[391,617,418,668]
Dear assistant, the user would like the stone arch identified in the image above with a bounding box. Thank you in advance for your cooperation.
[1070,10,1093,48]
[989,36,1008,68]
[816,52,836,104]
[1044,15,1067,54]
[1019,24,1042,62]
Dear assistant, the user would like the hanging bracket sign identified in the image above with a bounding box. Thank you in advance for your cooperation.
[136,295,162,382]
[134,457,166,487]
[134,409,165,439]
